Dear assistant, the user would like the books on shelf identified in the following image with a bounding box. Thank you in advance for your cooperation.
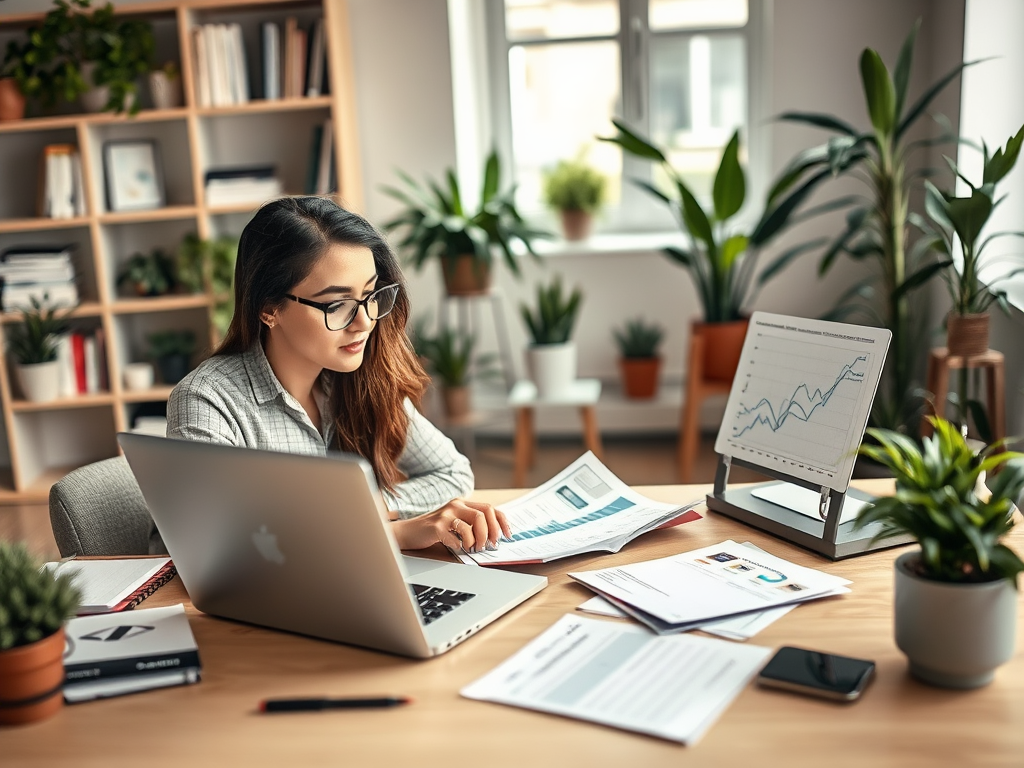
[0,245,79,312]
[261,17,327,100]
[62,604,202,703]
[44,557,176,615]
[192,22,250,107]
[454,451,703,566]
[53,328,108,396]
[204,165,283,206]
[37,144,86,220]
[306,119,335,194]
[261,21,281,100]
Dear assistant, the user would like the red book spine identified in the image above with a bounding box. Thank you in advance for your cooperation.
[71,332,86,394]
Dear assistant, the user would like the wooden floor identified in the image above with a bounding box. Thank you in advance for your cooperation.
[0,433,766,562]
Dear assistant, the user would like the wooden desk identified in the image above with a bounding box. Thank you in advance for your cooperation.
[5,482,1024,767]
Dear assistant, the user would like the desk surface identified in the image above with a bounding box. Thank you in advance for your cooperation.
[6,482,1024,767]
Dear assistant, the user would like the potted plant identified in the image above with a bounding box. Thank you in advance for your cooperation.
[6,296,72,403]
[147,60,182,110]
[614,317,664,400]
[0,540,82,725]
[147,329,196,384]
[602,122,817,383]
[418,326,497,420]
[382,149,547,296]
[520,275,583,398]
[117,248,177,297]
[854,415,1024,688]
[767,20,976,433]
[0,45,29,121]
[542,155,607,241]
[0,0,153,117]
[177,233,238,335]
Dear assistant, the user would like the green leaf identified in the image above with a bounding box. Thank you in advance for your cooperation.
[777,111,859,137]
[897,58,983,140]
[663,246,694,268]
[481,150,500,204]
[600,119,667,163]
[945,187,993,253]
[983,123,1024,185]
[720,235,748,272]
[893,259,952,299]
[676,178,716,257]
[712,131,745,221]
[892,20,919,120]
[751,168,832,247]
[756,238,827,284]
[860,48,896,138]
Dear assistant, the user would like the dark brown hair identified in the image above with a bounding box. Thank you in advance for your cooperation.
[217,196,429,493]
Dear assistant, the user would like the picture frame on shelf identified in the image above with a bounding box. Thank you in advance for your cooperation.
[103,139,165,212]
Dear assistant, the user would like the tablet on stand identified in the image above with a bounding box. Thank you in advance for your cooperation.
[705,312,913,560]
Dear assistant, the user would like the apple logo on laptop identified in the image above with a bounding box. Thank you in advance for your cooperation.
[252,525,286,564]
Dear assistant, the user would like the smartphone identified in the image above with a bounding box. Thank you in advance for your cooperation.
[757,646,875,702]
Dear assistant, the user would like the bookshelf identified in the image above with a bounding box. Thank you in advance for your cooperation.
[0,0,362,502]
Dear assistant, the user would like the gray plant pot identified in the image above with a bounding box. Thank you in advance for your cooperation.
[894,550,1017,689]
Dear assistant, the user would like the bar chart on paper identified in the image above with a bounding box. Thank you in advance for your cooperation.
[715,313,891,490]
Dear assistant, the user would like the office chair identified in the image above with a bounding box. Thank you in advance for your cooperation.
[49,456,166,557]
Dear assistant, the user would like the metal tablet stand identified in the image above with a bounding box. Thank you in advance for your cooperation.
[705,453,913,560]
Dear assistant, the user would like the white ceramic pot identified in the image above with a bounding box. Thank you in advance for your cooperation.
[79,63,136,113]
[894,550,1017,688]
[16,361,61,402]
[148,70,182,110]
[123,362,155,391]
[526,342,577,399]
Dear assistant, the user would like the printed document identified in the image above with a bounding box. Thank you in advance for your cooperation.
[569,540,850,631]
[458,451,701,566]
[461,614,771,745]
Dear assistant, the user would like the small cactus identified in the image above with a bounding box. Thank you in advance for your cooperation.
[0,541,81,651]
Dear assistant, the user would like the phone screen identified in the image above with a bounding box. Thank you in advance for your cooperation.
[758,646,875,700]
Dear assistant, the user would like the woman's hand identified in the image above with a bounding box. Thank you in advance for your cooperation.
[391,498,512,553]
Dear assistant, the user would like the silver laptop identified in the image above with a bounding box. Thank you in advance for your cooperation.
[117,433,546,659]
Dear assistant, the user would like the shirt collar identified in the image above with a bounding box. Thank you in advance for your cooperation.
[242,343,288,406]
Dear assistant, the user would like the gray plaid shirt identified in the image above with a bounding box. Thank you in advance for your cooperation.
[165,344,473,518]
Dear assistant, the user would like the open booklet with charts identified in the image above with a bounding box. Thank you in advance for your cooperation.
[457,452,702,566]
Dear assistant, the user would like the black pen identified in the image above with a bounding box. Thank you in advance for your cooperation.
[259,696,412,713]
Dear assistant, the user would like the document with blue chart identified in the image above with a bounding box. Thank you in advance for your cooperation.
[714,312,891,493]
[457,452,702,566]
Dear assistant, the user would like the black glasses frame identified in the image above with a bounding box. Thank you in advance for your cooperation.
[283,283,400,331]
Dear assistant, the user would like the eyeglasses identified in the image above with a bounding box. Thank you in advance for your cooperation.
[283,283,400,331]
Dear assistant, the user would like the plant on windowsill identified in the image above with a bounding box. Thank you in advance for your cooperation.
[613,317,664,400]
[601,121,820,384]
[418,326,498,421]
[117,248,177,297]
[147,329,196,385]
[542,154,608,242]
[520,275,583,399]
[0,540,82,725]
[6,295,73,403]
[854,415,1024,689]
[381,149,548,296]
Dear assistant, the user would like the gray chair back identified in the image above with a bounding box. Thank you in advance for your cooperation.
[49,456,166,557]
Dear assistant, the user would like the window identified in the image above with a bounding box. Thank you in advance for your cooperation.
[474,0,762,235]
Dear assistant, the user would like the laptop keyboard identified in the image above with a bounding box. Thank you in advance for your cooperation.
[411,584,476,625]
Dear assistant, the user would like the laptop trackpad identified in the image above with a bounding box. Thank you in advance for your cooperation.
[400,555,453,578]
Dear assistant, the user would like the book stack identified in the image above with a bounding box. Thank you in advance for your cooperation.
[305,119,335,194]
[37,145,86,219]
[261,17,327,100]
[191,22,250,107]
[205,166,283,207]
[62,604,202,703]
[0,245,79,311]
[54,328,108,396]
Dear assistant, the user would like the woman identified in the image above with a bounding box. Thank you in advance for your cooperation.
[166,196,508,554]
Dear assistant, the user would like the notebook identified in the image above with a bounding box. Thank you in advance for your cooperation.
[117,433,547,659]
[44,557,176,614]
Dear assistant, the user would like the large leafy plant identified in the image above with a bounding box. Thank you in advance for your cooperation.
[769,21,973,431]
[0,541,81,650]
[6,296,72,365]
[520,276,582,346]
[381,149,546,278]
[922,125,1024,316]
[855,416,1024,585]
[601,121,821,323]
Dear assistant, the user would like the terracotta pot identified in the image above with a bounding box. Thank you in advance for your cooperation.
[695,318,749,382]
[559,209,592,242]
[0,78,26,122]
[442,385,471,421]
[0,627,66,726]
[440,255,491,296]
[620,357,661,399]
[946,312,990,358]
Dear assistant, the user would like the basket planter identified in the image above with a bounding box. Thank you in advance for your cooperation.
[0,78,26,122]
[620,357,661,399]
[15,361,61,403]
[695,318,748,382]
[946,312,990,358]
[894,551,1017,689]
[148,70,182,110]
[526,342,577,399]
[559,209,593,242]
[440,255,491,297]
[0,627,66,726]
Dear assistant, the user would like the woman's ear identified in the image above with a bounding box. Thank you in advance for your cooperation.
[261,310,277,329]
